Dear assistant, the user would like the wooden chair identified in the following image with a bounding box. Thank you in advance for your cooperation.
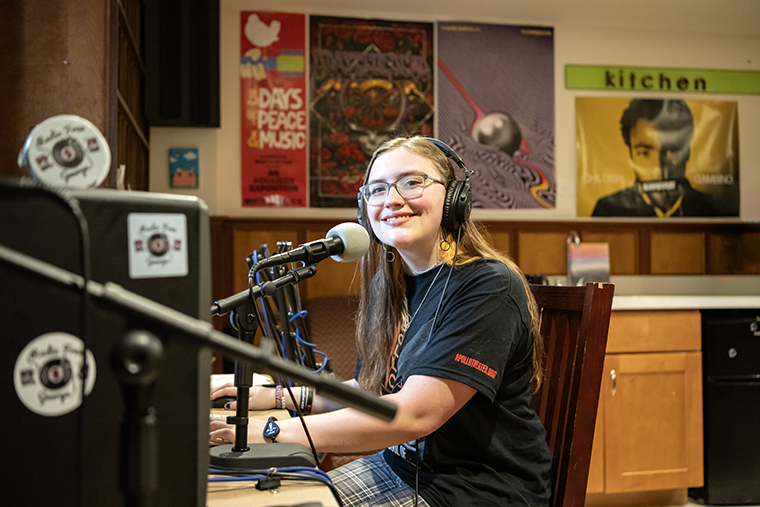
[529,282,615,507]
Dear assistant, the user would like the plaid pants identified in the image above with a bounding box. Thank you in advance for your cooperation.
[327,451,431,507]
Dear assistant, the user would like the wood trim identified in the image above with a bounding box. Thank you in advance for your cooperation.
[117,90,149,149]
[207,217,760,295]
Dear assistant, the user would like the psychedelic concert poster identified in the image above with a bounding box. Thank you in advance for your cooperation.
[310,16,435,208]
[240,12,307,207]
[576,97,739,218]
[437,23,555,209]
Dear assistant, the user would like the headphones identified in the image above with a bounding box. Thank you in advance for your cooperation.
[357,137,473,235]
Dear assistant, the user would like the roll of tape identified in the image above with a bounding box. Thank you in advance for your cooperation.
[18,114,111,188]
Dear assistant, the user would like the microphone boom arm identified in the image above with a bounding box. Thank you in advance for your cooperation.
[0,243,397,422]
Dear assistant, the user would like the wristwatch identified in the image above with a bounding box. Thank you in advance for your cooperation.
[263,416,280,443]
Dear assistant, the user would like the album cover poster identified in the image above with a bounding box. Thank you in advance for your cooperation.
[437,23,555,209]
[576,97,739,218]
[240,12,307,207]
[309,16,435,208]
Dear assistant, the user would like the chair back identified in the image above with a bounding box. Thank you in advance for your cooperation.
[529,282,615,507]
[305,295,359,381]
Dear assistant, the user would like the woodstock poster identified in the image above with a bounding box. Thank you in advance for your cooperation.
[240,12,307,207]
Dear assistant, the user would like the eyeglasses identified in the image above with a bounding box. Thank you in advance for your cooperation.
[360,174,445,205]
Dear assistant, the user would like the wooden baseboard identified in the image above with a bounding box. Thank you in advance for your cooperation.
[586,489,688,507]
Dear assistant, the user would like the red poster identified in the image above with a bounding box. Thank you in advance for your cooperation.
[240,12,306,207]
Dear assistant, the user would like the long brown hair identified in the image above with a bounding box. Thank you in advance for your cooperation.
[355,136,544,393]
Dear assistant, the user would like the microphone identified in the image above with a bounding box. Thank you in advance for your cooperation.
[254,222,370,270]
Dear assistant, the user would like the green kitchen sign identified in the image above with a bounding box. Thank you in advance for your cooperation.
[566,65,760,95]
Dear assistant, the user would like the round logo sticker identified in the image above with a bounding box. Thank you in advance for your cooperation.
[14,333,97,417]
[17,114,111,189]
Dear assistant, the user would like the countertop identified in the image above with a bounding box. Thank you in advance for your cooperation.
[547,275,760,310]
[611,295,760,310]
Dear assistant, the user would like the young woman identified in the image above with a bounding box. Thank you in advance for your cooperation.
[211,135,552,506]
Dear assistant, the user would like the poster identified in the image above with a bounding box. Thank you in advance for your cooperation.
[576,97,739,218]
[169,148,199,189]
[437,23,555,209]
[309,16,435,208]
[240,12,307,207]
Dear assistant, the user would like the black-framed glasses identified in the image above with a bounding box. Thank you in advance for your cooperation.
[360,174,445,205]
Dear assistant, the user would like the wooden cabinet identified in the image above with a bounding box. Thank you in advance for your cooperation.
[587,311,704,502]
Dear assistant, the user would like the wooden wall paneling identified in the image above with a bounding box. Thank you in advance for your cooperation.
[582,230,638,275]
[303,226,361,301]
[485,229,512,257]
[517,231,568,275]
[741,232,760,274]
[707,231,760,275]
[650,232,706,274]
[231,228,299,293]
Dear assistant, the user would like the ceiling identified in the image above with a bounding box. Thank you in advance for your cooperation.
[282,0,760,38]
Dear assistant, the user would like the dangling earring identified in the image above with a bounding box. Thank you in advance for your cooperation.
[385,245,396,263]
[440,237,452,252]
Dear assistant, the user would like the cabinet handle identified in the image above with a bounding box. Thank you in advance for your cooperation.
[610,369,616,396]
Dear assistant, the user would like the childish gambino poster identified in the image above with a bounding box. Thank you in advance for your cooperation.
[576,97,739,218]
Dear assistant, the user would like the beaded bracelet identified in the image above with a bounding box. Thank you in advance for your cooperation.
[274,385,283,409]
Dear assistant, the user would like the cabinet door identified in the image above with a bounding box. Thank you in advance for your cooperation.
[586,395,605,494]
[602,352,703,493]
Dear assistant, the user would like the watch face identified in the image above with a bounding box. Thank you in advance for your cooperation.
[263,418,280,441]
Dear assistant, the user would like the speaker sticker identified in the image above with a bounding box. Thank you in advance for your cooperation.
[14,333,97,417]
[18,114,111,189]
[127,213,188,279]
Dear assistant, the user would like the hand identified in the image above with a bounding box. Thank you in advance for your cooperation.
[209,414,265,444]
[211,382,274,410]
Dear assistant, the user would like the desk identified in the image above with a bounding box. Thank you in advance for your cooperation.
[207,408,341,507]
[208,480,340,507]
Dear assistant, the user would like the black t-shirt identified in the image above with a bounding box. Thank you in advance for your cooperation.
[359,259,552,507]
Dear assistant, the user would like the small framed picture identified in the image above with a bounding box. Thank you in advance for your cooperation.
[169,148,199,189]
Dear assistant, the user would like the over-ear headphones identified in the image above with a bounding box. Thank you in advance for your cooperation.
[357,137,472,235]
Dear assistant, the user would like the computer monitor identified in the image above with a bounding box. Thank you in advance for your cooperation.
[0,183,212,506]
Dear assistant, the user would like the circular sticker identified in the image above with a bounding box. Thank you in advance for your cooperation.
[18,114,111,189]
[14,332,97,417]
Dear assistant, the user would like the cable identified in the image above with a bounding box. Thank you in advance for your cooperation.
[412,226,463,507]
[208,465,344,507]
[283,385,321,466]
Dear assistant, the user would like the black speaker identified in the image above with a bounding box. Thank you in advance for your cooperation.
[0,183,212,506]
[144,0,220,127]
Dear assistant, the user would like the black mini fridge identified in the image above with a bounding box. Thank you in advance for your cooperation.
[691,309,760,505]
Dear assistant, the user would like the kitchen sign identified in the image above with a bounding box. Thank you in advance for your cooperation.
[566,65,760,95]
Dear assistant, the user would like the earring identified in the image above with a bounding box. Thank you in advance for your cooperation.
[440,238,452,252]
[386,246,396,263]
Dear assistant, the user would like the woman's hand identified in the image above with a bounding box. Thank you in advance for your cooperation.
[211,382,274,410]
[209,414,266,444]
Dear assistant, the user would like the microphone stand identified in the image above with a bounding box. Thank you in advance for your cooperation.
[0,243,398,494]
[209,261,326,468]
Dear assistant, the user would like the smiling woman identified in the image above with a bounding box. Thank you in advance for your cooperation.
[210,135,552,507]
